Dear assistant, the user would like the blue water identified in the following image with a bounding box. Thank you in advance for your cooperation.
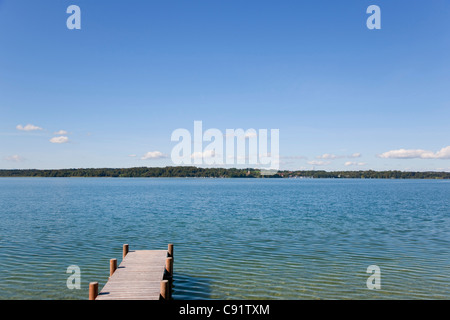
[0,178,448,299]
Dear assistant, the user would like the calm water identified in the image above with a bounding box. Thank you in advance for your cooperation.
[0,178,448,300]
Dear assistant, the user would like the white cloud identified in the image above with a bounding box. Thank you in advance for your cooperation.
[344,161,367,166]
[433,147,450,158]
[128,154,137,157]
[16,124,43,131]
[315,152,361,160]
[50,136,69,144]
[191,150,216,159]
[141,151,167,160]
[54,130,68,135]
[244,131,257,138]
[4,155,24,162]
[378,146,450,159]
[281,155,307,160]
[307,160,331,166]
[316,153,338,160]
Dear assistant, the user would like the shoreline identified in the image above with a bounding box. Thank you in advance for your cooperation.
[0,166,449,179]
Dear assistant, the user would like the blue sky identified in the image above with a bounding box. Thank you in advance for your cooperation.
[1,0,449,171]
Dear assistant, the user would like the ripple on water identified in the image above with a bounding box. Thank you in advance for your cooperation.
[0,178,449,299]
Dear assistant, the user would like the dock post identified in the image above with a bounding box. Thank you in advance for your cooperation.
[110,258,117,277]
[160,280,169,300]
[168,243,174,258]
[165,256,174,299]
[123,244,129,259]
[165,257,173,275]
[89,282,98,300]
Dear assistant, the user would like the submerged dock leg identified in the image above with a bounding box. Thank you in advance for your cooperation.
[110,258,117,277]
[160,280,169,300]
[89,282,98,300]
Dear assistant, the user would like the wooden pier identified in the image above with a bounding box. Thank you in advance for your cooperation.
[89,244,174,300]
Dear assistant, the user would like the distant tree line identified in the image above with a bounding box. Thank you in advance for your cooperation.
[0,167,449,179]
[276,170,450,179]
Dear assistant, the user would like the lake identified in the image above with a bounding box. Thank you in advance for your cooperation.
[0,178,448,299]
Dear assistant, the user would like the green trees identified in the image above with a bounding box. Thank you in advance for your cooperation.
[0,167,449,179]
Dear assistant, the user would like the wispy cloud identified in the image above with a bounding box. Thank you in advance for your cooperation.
[4,155,24,162]
[141,151,167,160]
[316,152,362,160]
[50,136,69,144]
[349,153,361,158]
[191,150,216,159]
[16,124,43,131]
[244,131,257,138]
[378,146,450,159]
[54,130,68,135]
[344,161,366,166]
[281,155,307,160]
[316,153,338,160]
[307,160,331,166]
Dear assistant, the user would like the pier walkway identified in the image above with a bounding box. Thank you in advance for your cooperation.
[89,244,173,300]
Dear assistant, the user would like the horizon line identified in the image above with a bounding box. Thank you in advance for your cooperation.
[0,166,449,174]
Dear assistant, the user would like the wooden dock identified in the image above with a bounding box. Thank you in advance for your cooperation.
[89,244,174,300]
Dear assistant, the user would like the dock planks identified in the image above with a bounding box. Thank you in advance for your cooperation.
[91,245,173,300]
